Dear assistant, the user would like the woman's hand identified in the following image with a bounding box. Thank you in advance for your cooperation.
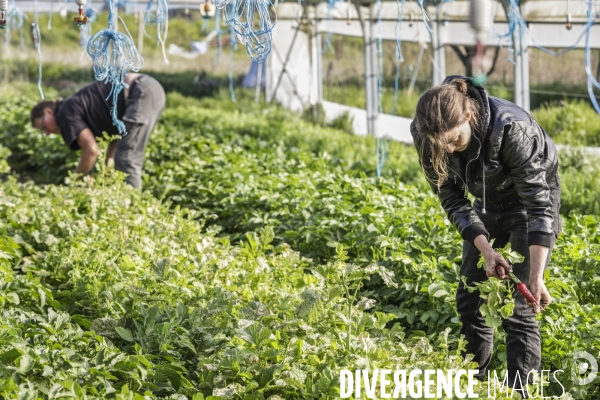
[482,248,512,279]
[473,235,512,279]
[528,278,552,313]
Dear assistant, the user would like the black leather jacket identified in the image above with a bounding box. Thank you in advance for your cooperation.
[411,76,559,247]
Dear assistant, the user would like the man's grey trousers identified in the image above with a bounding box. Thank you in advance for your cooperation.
[114,75,166,189]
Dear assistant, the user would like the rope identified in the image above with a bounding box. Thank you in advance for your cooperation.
[213,6,224,67]
[583,0,600,114]
[490,0,532,64]
[215,0,275,63]
[322,0,338,54]
[229,25,236,102]
[375,0,388,178]
[144,0,169,64]
[47,0,54,30]
[80,0,97,47]
[489,0,599,113]
[87,0,143,135]
[394,0,404,63]
[33,0,44,99]
[416,0,433,36]
[390,0,405,117]
[6,0,27,51]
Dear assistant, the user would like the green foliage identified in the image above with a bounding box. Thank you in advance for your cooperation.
[0,169,482,398]
[0,91,80,183]
[468,243,526,328]
[533,100,600,147]
[0,144,10,175]
[1,87,600,398]
[559,149,600,216]
[323,85,422,118]
[301,104,355,135]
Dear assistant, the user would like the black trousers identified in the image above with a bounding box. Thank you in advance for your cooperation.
[456,174,561,387]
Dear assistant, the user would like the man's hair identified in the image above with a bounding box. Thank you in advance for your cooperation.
[413,79,481,190]
[30,100,61,126]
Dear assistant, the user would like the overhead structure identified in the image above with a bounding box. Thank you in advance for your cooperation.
[268,0,600,143]
[0,0,7,29]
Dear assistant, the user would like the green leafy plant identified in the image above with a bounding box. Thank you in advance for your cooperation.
[1,86,599,398]
[461,242,525,328]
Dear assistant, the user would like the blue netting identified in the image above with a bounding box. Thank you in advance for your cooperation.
[213,7,226,67]
[394,0,405,63]
[47,0,55,30]
[489,0,528,64]
[416,0,433,35]
[321,0,339,54]
[87,0,144,135]
[389,0,405,119]
[144,0,170,63]
[229,25,237,102]
[79,1,97,47]
[86,2,98,22]
[490,0,599,113]
[375,0,388,178]
[212,0,275,63]
[33,0,44,99]
[6,1,28,51]
[583,0,600,114]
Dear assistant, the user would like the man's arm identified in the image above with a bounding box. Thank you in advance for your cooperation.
[106,140,118,165]
[74,128,100,177]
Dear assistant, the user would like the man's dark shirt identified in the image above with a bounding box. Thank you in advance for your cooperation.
[55,81,126,150]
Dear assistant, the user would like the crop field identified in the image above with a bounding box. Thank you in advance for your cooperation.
[1,79,600,399]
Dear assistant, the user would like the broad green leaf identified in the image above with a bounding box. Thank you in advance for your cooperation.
[0,348,23,364]
[115,327,134,342]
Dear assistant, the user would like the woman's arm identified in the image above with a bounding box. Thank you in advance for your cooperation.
[501,122,555,245]
[501,121,555,312]
[411,122,490,247]
[474,234,511,279]
[528,245,552,312]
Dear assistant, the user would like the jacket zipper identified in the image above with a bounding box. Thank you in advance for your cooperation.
[448,164,468,198]
[448,135,482,199]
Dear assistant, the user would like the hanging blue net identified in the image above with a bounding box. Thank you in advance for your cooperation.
[87,0,144,135]
[33,0,44,99]
[79,1,97,47]
[6,1,28,51]
[144,0,170,63]
[210,0,275,63]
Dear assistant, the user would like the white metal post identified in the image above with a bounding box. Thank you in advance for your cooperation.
[513,23,530,111]
[431,6,446,86]
[315,18,323,104]
[137,11,144,53]
[364,4,378,137]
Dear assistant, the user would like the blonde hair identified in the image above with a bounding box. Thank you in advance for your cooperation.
[413,79,481,190]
